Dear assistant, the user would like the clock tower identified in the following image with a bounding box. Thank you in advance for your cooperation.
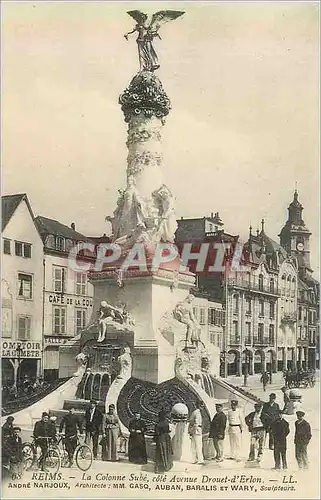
[279,190,312,274]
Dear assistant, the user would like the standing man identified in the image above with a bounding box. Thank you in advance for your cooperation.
[85,400,103,460]
[294,410,311,470]
[33,412,52,471]
[270,410,290,470]
[59,407,83,467]
[2,416,14,438]
[209,403,227,462]
[128,412,147,464]
[260,372,269,392]
[188,401,204,465]
[262,393,280,449]
[281,387,291,413]
[227,399,243,461]
[245,403,268,463]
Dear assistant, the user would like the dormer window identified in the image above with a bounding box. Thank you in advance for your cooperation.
[55,236,65,252]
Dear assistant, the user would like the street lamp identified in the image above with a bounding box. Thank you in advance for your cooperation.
[243,349,250,387]
[15,344,23,388]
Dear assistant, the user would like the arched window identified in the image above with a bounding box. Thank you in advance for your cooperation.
[233,294,239,313]
[269,324,275,345]
[258,274,264,291]
[269,302,275,319]
[259,299,265,317]
[270,278,275,293]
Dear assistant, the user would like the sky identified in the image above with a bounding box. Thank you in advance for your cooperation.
[2,2,319,276]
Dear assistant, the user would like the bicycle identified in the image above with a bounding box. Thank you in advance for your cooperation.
[22,436,61,473]
[56,434,93,471]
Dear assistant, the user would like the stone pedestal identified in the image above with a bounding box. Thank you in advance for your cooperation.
[89,266,194,385]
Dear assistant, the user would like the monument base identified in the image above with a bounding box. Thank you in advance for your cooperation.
[89,265,195,385]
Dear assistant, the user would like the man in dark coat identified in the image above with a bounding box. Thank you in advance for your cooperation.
[128,412,147,464]
[59,407,84,467]
[260,372,270,392]
[245,403,269,463]
[33,412,52,470]
[270,410,290,470]
[209,403,227,462]
[262,393,280,449]
[2,416,14,438]
[294,410,311,470]
[2,417,15,469]
[85,400,103,459]
[2,426,23,479]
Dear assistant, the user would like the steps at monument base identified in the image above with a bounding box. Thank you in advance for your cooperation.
[50,409,86,428]
[213,377,261,405]
[49,399,105,428]
[63,399,105,412]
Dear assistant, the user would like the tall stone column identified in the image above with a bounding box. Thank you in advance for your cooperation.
[109,71,177,243]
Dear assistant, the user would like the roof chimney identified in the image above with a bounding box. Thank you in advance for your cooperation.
[71,222,76,231]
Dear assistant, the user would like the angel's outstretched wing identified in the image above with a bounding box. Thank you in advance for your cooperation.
[149,10,185,32]
[127,10,148,24]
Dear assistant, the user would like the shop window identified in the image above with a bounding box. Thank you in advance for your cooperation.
[199,307,206,325]
[18,315,31,340]
[15,241,31,258]
[55,237,65,252]
[259,299,265,317]
[75,273,87,296]
[270,278,275,293]
[18,273,33,299]
[3,239,11,255]
[53,266,67,293]
[258,323,264,343]
[269,302,275,319]
[23,244,31,258]
[269,324,275,344]
[53,307,66,335]
[75,309,86,334]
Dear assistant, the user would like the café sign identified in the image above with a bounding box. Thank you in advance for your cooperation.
[48,294,92,307]
[1,340,41,359]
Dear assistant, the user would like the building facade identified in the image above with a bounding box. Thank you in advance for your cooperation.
[35,216,94,381]
[1,194,43,386]
[175,205,318,377]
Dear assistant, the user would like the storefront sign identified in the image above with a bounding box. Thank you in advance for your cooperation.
[1,340,41,359]
[48,293,93,307]
[44,336,69,346]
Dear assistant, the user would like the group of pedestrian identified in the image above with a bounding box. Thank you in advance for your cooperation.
[2,416,23,479]
[208,393,312,470]
[2,377,48,405]
[2,393,312,476]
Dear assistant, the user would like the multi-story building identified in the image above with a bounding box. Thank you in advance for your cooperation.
[1,194,43,386]
[190,290,225,350]
[176,213,301,377]
[279,190,320,370]
[239,223,298,376]
[35,216,94,381]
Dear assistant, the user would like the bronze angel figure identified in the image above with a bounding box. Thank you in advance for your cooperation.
[124,10,185,72]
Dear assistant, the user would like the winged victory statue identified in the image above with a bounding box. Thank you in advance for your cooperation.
[124,10,185,72]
